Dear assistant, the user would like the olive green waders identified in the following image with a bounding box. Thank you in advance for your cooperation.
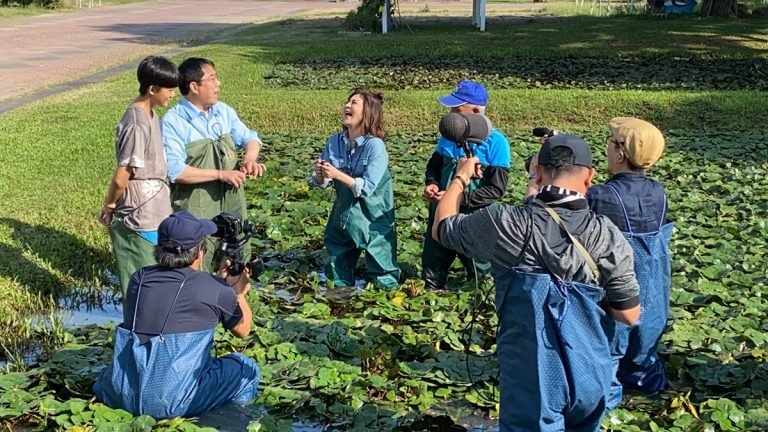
[170,133,250,272]
[108,218,155,295]
[325,170,400,289]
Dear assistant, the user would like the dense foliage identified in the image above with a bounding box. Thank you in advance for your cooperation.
[2,9,768,432]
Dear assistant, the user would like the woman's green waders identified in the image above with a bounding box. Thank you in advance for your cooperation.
[325,170,400,289]
[170,134,249,272]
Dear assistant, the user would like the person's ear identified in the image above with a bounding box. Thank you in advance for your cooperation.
[189,81,199,96]
[535,165,543,185]
[586,167,596,188]
[148,85,157,96]
[471,106,481,114]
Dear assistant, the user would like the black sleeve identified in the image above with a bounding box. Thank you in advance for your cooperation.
[425,151,443,186]
[463,166,509,210]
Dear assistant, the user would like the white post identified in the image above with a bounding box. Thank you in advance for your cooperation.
[382,0,389,34]
[479,0,486,31]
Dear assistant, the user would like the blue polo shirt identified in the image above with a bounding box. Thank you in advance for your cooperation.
[435,129,511,168]
[587,172,667,234]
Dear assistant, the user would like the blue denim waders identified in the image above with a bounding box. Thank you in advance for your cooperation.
[93,269,259,419]
[605,185,673,409]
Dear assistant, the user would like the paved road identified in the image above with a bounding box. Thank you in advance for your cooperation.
[0,0,352,109]
[0,0,545,113]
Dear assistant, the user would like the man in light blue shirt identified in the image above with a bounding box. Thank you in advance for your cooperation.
[162,57,265,271]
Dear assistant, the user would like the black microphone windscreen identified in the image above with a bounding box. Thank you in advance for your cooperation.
[532,127,551,138]
[438,113,492,144]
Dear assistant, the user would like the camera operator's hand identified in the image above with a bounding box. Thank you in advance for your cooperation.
[456,157,482,181]
[217,260,252,296]
[241,159,266,178]
[218,169,247,188]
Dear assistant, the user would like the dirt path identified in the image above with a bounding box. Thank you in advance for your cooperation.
[0,0,546,114]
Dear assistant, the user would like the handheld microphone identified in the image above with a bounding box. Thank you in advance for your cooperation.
[438,113,493,158]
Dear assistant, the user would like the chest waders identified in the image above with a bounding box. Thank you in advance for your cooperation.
[108,217,156,296]
[495,203,612,432]
[93,268,259,418]
[605,186,673,409]
[324,169,400,289]
[170,133,249,272]
[422,155,492,290]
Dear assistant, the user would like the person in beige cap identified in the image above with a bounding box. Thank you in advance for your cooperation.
[587,117,673,409]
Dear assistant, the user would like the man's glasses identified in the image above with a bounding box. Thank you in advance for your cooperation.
[196,75,219,85]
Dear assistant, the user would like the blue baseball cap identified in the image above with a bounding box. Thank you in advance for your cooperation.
[158,211,217,250]
[438,80,489,107]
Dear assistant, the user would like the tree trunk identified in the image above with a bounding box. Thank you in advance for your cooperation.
[701,0,738,17]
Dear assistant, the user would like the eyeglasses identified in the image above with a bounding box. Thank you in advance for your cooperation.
[196,75,219,85]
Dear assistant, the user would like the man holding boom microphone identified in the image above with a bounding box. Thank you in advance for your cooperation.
[433,131,640,431]
[421,80,511,291]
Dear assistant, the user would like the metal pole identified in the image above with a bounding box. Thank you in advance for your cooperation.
[479,0,486,31]
[382,0,389,34]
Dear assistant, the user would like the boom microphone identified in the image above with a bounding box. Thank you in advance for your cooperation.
[439,113,493,145]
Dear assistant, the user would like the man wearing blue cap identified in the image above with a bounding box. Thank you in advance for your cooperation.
[422,80,511,290]
[94,211,259,419]
[433,135,640,431]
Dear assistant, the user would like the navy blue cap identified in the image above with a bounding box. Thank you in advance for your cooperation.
[438,80,489,107]
[158,211,217,250]
[538,134,593,168]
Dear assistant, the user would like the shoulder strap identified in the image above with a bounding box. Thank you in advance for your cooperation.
[533,199,602,284]
[605,184,634,235]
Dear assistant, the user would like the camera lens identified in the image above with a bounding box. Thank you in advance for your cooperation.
[245,254,264,278]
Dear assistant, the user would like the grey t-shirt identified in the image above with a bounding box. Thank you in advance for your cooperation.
[438,202,639,309]
[114,106,172,231]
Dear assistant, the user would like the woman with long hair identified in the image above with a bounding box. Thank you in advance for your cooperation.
[310,88,400,289]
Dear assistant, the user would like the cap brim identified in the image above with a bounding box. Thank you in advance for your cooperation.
[437,95,467,108]
[200,219,218,236]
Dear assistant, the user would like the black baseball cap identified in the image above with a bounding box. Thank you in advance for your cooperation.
[158,211,217,250]
[538,134,593,168]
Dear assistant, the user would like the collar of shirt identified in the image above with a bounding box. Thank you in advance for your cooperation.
[340,131,369,151]
[180,97,221,121]
[609,171,647,181]
[534,185,588,210]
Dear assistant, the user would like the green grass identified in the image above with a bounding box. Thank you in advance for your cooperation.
[1,9,768,431]
[1,0,766,359]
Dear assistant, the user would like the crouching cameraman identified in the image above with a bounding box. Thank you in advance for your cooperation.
[94,211,259,419]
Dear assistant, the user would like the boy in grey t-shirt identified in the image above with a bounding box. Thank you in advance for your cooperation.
[98,56,180,294]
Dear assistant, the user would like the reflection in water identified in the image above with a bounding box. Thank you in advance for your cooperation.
[59,288,123,329]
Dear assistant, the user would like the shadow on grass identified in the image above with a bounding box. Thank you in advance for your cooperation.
[0,218,111,297]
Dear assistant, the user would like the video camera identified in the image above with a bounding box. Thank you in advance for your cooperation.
[211,212,264,279]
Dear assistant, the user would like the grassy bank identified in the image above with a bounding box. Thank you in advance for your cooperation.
[1,9,768,431]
